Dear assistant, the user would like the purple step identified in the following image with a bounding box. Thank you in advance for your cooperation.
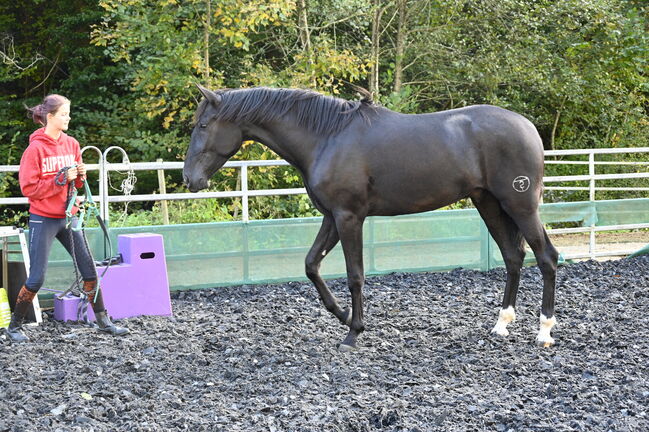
[54,233,172,321]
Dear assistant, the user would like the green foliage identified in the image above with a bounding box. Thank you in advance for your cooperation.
[107,198,237,227]
[380,85,419,113]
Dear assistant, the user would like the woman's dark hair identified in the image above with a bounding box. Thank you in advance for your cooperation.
[26,94,70,125]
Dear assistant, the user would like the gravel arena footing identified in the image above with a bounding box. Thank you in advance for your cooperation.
[1,256,648,432]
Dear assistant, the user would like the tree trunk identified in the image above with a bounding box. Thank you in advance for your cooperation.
[204,0,210,81]
[550,110,561,150]
[369,0,383,99]
[297,0,316,86]
[297,0,312,53]
[393,0,407,94]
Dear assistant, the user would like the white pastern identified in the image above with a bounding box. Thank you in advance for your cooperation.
[536,314,557,347]
[491,306,516,337]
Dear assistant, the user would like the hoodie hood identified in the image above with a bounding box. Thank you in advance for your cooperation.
[29,128,68,146]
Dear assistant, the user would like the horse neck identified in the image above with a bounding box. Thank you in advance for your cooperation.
[241,121,320,170]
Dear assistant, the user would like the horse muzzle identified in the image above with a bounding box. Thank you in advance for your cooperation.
[183,174,210,193]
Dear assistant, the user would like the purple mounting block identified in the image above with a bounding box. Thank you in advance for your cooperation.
[54,233,172,322]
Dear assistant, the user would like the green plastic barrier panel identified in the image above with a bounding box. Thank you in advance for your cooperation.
[8,198,649,293]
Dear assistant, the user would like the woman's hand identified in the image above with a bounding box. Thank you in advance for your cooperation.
[66,166,78,182]
[77,163,86,179]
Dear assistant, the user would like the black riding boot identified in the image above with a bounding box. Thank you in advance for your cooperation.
[83,280,129,336]
[5,285,36,343]
[95,310,129,336]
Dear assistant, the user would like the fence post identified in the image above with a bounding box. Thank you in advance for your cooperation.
[589,152,596,259]
[241,164,249,222]
[367,218,376,273]
[156,159,170,225]
[242,222,250,283]
[589,152,596,201]
[240,164,249,282]
[480,220,491,271]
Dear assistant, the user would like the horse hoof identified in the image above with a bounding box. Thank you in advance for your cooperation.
[536,336,555,348]
[537,314,556,348]
[490,326,509,337]
[337,342,357,353]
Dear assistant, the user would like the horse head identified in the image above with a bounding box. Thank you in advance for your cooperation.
[183,85,243,192]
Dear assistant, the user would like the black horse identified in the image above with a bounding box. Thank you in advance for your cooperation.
[183,86,559,350]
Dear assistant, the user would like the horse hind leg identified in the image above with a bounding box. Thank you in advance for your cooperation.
[506,208,559,347]
[471,191,526,338]
[305,214,351,326]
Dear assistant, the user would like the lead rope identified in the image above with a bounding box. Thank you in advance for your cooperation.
[55,167,84,320]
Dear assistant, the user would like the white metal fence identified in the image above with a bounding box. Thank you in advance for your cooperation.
[0,154,304,224]
[541,147,649,259]
[1,147,648,259]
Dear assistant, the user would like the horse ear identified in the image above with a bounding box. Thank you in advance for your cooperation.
[196,84,222,106]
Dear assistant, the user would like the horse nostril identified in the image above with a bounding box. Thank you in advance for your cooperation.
[197,177,209,188]
[182,174,189,186]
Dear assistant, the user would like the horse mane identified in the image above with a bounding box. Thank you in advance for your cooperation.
[196,87,377,137]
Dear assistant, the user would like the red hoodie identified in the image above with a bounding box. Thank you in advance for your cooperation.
[19,128,84,218]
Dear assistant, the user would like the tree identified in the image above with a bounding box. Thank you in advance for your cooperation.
[0,0,134,224]
[381,0,648,150]
[1,0,647,224]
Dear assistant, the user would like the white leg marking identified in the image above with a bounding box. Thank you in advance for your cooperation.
[322,250,327,257]
[491,306,516,336]
[536,314,557,347]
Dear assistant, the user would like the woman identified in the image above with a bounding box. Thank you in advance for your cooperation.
[5,94,128,342]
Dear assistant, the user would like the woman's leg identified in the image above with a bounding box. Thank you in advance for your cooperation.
[25,214,61,291]
[56,217,101,310]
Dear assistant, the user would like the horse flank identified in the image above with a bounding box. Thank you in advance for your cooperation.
[194,87,376,137]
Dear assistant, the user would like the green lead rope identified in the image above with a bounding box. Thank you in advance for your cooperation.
[65,178,97,232]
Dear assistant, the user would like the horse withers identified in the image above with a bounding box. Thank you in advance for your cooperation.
[183,86,559,351]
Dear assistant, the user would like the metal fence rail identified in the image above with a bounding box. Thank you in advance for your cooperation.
[1,146,648,260]
[540,148,649,259]
[544,147,649,197]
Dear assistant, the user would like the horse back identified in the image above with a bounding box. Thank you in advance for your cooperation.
[310,105,545,216]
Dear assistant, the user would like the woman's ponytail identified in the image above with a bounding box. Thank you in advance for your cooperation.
[26,104,46,125]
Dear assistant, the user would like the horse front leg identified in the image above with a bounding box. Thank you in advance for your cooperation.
[305,215,351,326]
[333,211,365,351]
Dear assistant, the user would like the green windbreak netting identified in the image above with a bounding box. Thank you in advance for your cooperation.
[592,198,649,226]
[8,199,649,293]
[540,201,598,226]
